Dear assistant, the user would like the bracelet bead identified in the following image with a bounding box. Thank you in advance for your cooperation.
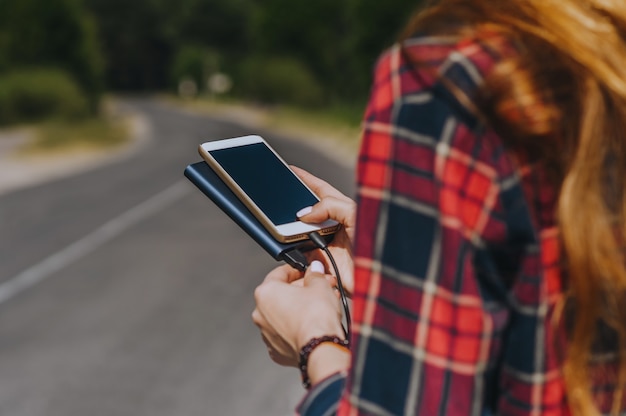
[299,335,350,389]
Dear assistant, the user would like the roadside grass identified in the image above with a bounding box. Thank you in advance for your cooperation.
[260,100,364,129]
[16,94,363,156]
[30,117,128,152]
[18,112,129,156]
[268,103,364,137]
[168,95,366,153]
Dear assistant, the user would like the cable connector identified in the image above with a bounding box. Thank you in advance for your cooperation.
[308,231,329,250]
[282,248,308,272]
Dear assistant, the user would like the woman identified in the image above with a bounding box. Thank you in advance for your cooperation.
[252,0,626,414]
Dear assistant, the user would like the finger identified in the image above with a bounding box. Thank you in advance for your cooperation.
[290,278,305,287]
[303,253,338,286]
[260,332,271,348]
[263,263,304,284]
[309,259,326,275]
[291,165,348,201]
[296,197,356,229]
[303,260,333,288]
[325,274,338,287]
[251,308,265,327]
[260,333,291,366]
[333,286,342,299]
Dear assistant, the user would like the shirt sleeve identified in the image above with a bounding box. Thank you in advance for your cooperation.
[296,372,346,416]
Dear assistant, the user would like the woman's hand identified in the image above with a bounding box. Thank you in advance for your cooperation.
[252,261,346,367]
[292,166,356,294]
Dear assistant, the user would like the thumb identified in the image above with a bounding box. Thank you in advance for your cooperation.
[296,198,355,229]
[303,260,329,287]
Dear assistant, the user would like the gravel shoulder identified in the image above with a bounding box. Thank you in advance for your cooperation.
[0,106,152,196]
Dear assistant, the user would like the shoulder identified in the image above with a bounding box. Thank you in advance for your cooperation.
[367,29,518,126]
[360,31,522,233]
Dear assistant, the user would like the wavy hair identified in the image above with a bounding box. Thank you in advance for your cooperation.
[403,0,626,414]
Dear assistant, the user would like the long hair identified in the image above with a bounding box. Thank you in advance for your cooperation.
[403,0,626,414]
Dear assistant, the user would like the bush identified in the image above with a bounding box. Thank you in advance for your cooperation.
[0,68,89,126]
[0,0,104,113]
[235,56,325,107]
[171,45,221,93]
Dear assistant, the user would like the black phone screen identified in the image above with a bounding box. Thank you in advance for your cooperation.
[209,143,319,225]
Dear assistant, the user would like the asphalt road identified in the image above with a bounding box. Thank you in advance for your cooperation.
[0,97,356,416]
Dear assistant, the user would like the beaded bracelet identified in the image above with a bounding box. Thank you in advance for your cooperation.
[299,335,350,389]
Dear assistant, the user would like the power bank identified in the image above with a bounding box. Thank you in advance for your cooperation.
[184,161,331,271]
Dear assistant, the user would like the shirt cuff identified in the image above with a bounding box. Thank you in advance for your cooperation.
[296,371,347,416]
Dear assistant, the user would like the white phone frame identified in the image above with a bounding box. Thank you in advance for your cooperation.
[198,135,339,243]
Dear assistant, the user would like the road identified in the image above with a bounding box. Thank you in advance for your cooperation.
[0,97,356,416]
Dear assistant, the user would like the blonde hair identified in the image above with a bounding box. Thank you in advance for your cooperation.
[404,0,626,414]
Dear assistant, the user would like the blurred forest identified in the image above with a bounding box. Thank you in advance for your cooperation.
[0,0,424,126]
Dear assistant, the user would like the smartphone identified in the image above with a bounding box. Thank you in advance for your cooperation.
[184,161,333,270]
[198,135,340,243]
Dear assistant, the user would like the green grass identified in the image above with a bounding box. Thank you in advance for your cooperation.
[170,94,366,152]
[28,116,129,153]
[269,102,365,129]
[221,95,365,127]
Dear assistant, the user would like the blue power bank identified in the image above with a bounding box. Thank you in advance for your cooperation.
[184,161,331,271]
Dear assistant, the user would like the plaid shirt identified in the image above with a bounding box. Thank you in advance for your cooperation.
[297,33,575,416]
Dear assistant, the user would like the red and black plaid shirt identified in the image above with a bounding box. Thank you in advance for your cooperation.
[298,33,577,415]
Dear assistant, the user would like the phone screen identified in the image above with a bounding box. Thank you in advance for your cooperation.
[208,143,319,226]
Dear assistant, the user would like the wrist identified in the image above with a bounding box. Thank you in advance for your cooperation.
[307,342,351,386]
[299,335,351,389]
[296,321,345,352]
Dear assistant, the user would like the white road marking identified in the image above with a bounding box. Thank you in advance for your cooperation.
[0,180,191,305]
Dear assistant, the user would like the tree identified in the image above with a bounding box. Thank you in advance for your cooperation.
[247,0,424,102]
[249,0,351,100]
[0,0,104,112]
[86,0,251,91]
[346,0,425,99]
[86,0,174,91]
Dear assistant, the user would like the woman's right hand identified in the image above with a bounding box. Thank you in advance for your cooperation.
[292,166,356,295]
[252,260,348,369]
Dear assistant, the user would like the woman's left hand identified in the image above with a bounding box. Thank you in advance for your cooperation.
[292,166,356,295]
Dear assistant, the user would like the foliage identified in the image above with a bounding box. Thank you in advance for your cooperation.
[0,68,89,126]
[82,0,423,103]
[173,0,250,53]
[85,0,250,91]
[346,0,425,95]
[85,0,175,91]
[0,0,104,113]
[170,45,221,91]
[246,0,423,102]
[0,0,426,113]
[250,0,351,97]
[235,56,325,107]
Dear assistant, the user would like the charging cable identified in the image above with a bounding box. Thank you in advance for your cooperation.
[308,231,352,341]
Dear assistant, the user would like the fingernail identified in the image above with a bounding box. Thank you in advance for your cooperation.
[296,206,313,218]
[309,260,325,274]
